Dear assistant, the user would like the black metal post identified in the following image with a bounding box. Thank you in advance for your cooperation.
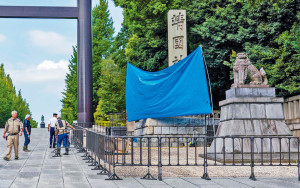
[201,136,211,180]
[77,0,93,125]
[249,137,256,181]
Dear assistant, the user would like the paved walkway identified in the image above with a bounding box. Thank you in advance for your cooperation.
[0,128,299,188]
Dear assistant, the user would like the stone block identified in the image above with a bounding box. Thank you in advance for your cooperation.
[186,127,194,134]
[145,118,158,126]
[261,120,278,135]
[294,100,299,118]
[216,120,246,136]
[266,103,284,119]
[194,127,204,134]
[134,129,142,136]
[220,105,227,121]
[161,127,170,135]
[274,120,291,135]
[178,126,187,134]
[154,127,162,134]
[293,124,300,130]
[220,97,284,106]
[288,102,294,119]
[243,120,254,136]
[230,120,246,135]
[175,119,190,126]
[215,122,223,136]
[170,127,178,134]
[232,103,251,119]
[252,120,263,135]
[145,126,154,135]
[292,130,300,138]
[135,119,146,129]
[157,118,174,126]
[226,88,276,99]
[220,105,233,121]
[283,102,289,119]
[127,122,135,132]
[250,104,266,119]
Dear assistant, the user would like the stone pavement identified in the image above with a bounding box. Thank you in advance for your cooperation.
[0,128,299,188]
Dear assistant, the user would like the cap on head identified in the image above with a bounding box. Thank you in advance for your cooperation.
[53,113,57,116]
[25,114,31,119]
[57,115,62,119]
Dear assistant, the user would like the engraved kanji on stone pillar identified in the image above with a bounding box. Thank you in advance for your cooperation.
[168,10,187,67]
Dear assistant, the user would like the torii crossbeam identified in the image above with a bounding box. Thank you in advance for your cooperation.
[0,0,93,126]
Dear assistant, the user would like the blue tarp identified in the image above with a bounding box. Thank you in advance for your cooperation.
[126,47,212,122]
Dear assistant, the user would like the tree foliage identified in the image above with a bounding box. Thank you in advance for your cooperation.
[94,58,126,122]
[62,0,299,122]
[61,47,78,123]
[0,64,37,127]
[62,0,124,122]
[114,0,299,108]
[92,0,115,111]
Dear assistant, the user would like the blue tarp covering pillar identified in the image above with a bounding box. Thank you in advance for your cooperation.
[126,47,212,122]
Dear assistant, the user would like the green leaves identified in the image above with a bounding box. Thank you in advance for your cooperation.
[61,46,78,123]
[0,64,35,127]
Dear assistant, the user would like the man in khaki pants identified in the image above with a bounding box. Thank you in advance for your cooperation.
[3,111,23,160]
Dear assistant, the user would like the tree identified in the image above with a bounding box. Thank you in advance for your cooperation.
[92,0,115,112]
[113,0,187,71]
[61,47,78,123]
[0,64,35,127]
[62,0,116,122]
[94,57,126,122]
[114,0,299,108]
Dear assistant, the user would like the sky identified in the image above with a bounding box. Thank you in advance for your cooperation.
[0,0,123,126]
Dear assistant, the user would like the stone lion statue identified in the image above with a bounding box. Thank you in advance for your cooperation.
[231,53,268,88]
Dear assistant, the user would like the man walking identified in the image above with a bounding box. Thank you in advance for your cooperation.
[23,114,31,152]
[3,111,23,161]
[55,115,74,155]
[48,113,57,148]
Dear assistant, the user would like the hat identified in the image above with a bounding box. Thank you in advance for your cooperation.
[53,113,58,116]
[25,114,31,119]
[57,115,62,119]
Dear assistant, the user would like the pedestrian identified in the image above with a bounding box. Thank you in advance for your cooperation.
[55,115,74,155]
[48,113,57,148]
[2,111,23,161]
[23,114,31,152]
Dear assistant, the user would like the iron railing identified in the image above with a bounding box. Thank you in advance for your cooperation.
[72,124,300,181]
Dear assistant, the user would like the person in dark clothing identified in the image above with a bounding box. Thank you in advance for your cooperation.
[48,113,57,148]
[23,114,31,152]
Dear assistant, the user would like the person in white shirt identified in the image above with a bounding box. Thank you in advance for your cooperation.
[48,113,57,148]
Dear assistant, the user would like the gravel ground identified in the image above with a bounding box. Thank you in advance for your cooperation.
[94,146,299,178]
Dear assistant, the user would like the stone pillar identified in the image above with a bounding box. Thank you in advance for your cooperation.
[288,102,293,120]
[284,95,300,138]
[167,10,187,66]
[283,102,289,120]
[294,100,299,119]
[77,0,93,125]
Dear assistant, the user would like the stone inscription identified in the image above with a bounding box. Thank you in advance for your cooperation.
[168,10,187,66]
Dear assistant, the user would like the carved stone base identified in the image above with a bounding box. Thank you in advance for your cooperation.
[208,88,299,161]
[231,84,269,88]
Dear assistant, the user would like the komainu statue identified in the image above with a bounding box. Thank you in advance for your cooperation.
[231,53,268,88]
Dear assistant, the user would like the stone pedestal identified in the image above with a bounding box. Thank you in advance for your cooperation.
[208,88,298,161]
[134,117,219,147]
[40,122,45,128]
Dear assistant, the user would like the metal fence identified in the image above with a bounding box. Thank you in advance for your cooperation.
[72,124,300,181]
